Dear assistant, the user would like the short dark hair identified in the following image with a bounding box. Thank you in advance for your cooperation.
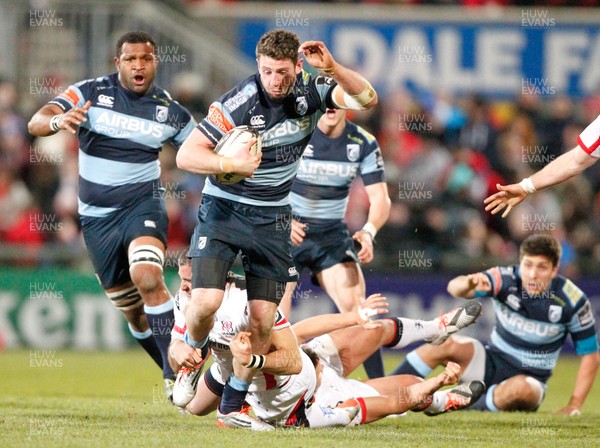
[178,252,191,267]
[256,29,300,63]
[300,346,320,368]
[519,234,562,267]
[116,31,156,57]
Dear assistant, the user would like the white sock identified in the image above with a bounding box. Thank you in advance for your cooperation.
[392,318,440,349]
[306,404,359,427]
[423,391,447,414]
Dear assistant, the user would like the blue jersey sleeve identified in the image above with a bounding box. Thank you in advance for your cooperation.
[567,297,599,355]
[357,127,385,186]
[48,78,92,112]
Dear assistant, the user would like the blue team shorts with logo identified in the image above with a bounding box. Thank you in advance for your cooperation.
[188,194,299,283]
[80,196,168,289]
[291,218,359,276]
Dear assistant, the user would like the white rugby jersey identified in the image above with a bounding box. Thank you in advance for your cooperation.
[578,114,600,157]
[171,283,291,392]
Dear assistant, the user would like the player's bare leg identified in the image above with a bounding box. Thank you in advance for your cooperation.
[316,262,384,378]
[328,321,393,376]
[315,262,364,313]
[392,335,477,377]
[185,288,225,344]
[340,363,461,424]
[185,374,221,416]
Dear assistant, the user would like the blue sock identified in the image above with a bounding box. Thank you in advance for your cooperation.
[128,324,163,369]
[391,350,433,377]
[363,348,385,378]
[219,375,251,414]
[144,301,175,380]
[469,385,499,411]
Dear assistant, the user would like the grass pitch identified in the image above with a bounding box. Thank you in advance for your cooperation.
[1,350,598,448]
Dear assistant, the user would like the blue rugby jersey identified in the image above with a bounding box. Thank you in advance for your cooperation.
[197,71,336,206]
[482,265,598,376]
[49,73,196,218]
[290,121,385,223]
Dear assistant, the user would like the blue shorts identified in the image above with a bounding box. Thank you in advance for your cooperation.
[80,196,168,289]
[484,346,551,386]
[291,218,358,276]
[188,195,299,283]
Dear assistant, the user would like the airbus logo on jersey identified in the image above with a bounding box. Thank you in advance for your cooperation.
[250,115,266,128]
[498,305,561,338]
[261,117,312,147]
[299,160,359,178]
[97,94,114,108]
[94,110,164,138]
[303,144,314,158]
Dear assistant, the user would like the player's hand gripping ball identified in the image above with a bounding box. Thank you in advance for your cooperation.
[214,126,262,185]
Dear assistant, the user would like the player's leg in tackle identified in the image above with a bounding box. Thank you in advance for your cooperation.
[321,301,483,377]
[337,363,485,424]
[217,274,280,421]
[184,257,229,358]
[315,261,384,378]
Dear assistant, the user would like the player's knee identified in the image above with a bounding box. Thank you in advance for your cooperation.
[501,376,543,411]
[128,245,165,294]
[130,265,163,295]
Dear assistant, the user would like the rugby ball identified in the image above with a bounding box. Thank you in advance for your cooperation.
[214,126,262,185]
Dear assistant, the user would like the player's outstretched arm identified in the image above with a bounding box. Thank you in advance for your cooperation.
[28,101,92,136]
[484,146,597,218]
[298,41,377,111]
[176,128,260,176]
[291,294,389,344]
[555,351,600,416]
[447,273,491,299]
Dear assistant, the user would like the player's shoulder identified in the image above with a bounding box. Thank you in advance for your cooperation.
[486,265,517,291]
[152,86,192,116]
[218,75,260,115]
[554,275,588,309]
[349,122,377,146]
[308,70,335,88]
[70,73,115,94]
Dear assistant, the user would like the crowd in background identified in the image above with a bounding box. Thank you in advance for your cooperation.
[2,66,600,276]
